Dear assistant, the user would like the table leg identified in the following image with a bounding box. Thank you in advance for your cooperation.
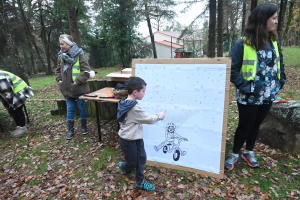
[116,104,120,130]
[95,101,101,142]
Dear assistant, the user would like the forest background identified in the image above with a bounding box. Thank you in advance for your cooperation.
[0,0,300,82]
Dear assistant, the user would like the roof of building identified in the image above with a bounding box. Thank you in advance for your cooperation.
[154,31,182,38]
[144,31,183,40]
[155,40,183,49]
[144,31,202,41]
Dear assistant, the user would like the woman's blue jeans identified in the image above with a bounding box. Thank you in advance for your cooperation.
[66,97,87,121]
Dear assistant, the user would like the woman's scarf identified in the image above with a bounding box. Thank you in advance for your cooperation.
[58,43,84,72]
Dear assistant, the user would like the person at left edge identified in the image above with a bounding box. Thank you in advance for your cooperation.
[0,70,34,137]
[55,34,91,140]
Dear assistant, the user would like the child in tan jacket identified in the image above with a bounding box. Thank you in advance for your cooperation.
[117,77,166,191]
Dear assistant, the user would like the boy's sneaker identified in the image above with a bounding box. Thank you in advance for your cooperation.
[11,126,28,138]
[135,180,155,191]
[224,152,239,170]
[118,162,131,174]
[241,151,259,168]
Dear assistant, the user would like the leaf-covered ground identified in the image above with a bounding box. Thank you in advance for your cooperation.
[0,66,299,199]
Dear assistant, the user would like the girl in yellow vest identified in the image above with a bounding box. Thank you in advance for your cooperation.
[0,70,34,137]
[225,4,286,170]
[55,34,91,140]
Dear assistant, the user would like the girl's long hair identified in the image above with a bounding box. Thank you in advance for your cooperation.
[243,4,278,50]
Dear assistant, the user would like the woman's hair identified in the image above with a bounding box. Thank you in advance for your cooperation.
[243,3,278,50]
[127,77,147,94]
[59,34,74,46]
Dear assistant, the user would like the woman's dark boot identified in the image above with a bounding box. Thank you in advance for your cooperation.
[66,120,75,140]
[81,119,88,135]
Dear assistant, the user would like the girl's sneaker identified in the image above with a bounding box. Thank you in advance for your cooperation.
[241,151,259,168]
[224,152,239,170]
[135,180,155,191]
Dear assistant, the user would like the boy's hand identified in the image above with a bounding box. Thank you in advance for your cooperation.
[159,110,166,120]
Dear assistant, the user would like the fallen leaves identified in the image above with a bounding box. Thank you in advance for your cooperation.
[0,82,299,199]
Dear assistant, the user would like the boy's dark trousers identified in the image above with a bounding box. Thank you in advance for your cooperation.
[119,138,146,184]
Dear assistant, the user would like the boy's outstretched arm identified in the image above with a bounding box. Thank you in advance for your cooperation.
[158,110,166,120]
[131,106,166,124]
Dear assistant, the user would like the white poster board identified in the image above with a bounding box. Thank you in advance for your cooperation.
[132,58,231,178]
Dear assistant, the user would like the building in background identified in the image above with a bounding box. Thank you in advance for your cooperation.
[144,31,203,58]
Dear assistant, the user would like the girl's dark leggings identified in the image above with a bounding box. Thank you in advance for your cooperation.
[232,102,272,154]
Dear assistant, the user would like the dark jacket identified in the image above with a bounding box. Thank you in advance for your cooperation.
[117,99,138,122]
[230,37,286,95]
[55,54,90,98]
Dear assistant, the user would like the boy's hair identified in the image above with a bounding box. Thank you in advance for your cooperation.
[127,77,147,94]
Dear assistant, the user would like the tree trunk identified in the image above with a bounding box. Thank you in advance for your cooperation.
[207,0,216,58]
[64,0,81,47]
[21,45,31,75]
[277,0,288,39]
[217,0,223,57]
[0,57,9,70]
[283,0,295,40]
[38,0,52,75]
[145,3,157,58]
[46,30,52,75]
[0,9,29,85]
[30,52,36,74]
[241,0,247,36]
[17,0,45,75]
[119,0,129,68]
[250,0,257,11]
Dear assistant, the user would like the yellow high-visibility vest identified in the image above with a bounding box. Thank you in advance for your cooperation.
[72,57,80,82]
[0,70,27,93]
[241,38,281,81]
[60,56,80,82]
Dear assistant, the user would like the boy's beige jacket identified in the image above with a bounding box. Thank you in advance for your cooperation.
[118,104,160,140]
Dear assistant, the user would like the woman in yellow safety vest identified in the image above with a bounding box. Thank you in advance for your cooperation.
[225,4,286,171]
[0,70,34,137]
[55,34,91,140]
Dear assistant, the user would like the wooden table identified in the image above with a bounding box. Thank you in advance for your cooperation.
[79,87,120,142]
[106,68,132,82]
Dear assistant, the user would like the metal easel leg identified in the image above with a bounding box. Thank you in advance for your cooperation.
[23,104,30,123]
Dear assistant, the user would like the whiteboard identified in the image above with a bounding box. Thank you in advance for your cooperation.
[132,58,231,178]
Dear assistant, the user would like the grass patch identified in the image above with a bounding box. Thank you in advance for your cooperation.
[27,179,42,186]
[29,75,57,90]
[282,46,300,67]
[91,147,118,176]
[94,67,121,79]
[17,151,27,159]
[35,163,48,174]
[259,178,273,192]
